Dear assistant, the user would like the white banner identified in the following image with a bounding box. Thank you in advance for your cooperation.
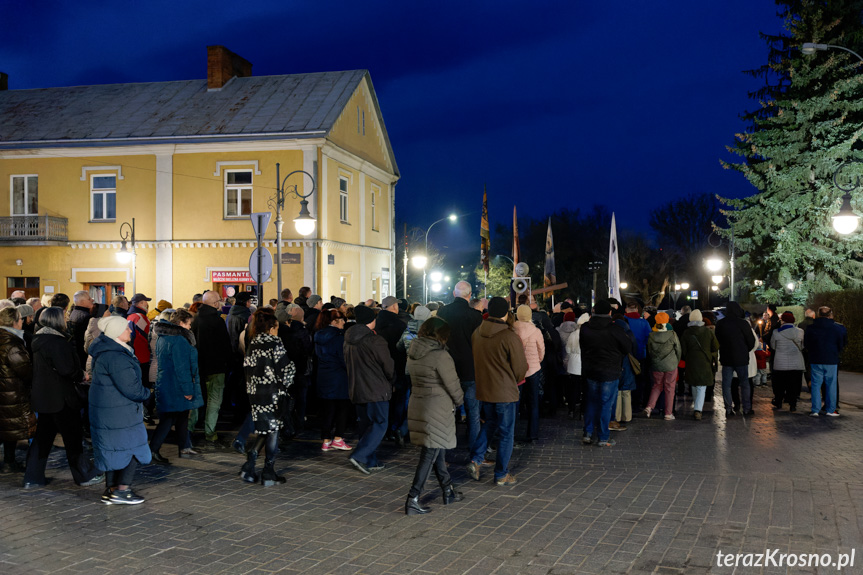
[608,213,620,299]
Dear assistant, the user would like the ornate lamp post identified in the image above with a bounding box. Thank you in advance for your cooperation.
[116,218,136,295]
[272,164,316,296]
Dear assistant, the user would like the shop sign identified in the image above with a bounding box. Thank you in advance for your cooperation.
[212,270,255,283]
[328,254,335,265]
[281,252,301,264]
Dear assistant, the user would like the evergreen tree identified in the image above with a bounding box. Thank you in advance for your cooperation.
[720,0,863,304]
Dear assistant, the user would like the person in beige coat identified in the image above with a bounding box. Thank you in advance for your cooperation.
[405,317,464,515]
[513,305,545,443]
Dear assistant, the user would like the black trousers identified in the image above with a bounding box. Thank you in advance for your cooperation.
[320,398,350,440]
[773,370,802,409]
[106,458,138,488]
[3,440,17,464]
[24,403,101,485]
[408,447,452,499]
[150,410,191,453]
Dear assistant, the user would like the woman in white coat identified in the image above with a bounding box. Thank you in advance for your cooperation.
[559,312,590,419]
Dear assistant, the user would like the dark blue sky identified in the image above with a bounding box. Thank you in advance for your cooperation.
[1,0,782,259]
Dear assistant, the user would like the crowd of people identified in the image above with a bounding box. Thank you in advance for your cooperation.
[0,283,849,512]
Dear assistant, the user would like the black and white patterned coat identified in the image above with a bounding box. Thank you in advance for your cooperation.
[244,333,295,433]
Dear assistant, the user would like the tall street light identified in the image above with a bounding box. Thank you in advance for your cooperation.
[116,218,136,295]
[801,42,863,235]
[411,213,457,303]
[705,227,735,300]
[273,164,317,297]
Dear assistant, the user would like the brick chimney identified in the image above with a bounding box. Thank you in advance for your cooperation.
[0,72,8,91]
[207,46,252,90]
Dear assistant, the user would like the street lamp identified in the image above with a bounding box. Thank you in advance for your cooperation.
[116,218,136,295]
[669,282,690,310]
[619,282,628,290]
[711,275,724,285]
[273,164,317,296]
[801,44,863,235]
[705,228,736,300]
[415,214,459,303]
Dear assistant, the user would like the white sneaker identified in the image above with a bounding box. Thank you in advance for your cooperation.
[664,414,675,421]
[826,412,840,417]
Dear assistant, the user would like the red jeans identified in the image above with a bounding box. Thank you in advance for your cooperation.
[648,370,678,415]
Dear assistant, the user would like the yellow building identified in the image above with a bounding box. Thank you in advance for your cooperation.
[0,46,399,306]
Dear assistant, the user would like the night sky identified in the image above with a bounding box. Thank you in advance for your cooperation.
[2,1,782,265]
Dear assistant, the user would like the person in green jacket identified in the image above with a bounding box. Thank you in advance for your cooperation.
[644,312,682,420]
[680,310,719,420]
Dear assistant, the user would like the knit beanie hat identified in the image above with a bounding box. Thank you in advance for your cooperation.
[516,305,532,322]
[594,300,612,315]
[689,309,703,323]
[16,304,35,319]
[488,297,510,319]
[98,315,128,340]
[354,305,375,325]
[655,312,670,325]
[781,311,795,323]
[413,306,431,322]
[563,311,576,322]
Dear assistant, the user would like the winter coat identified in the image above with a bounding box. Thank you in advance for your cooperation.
[625,313,651,360]
[68,305,92,367]
[83,316,103,377]
[407,337,464,449]
[472,319,528,404]
[31,327,84,414]
[191,304,232,377]
[148,318,166,383]
[804,317,847,365]
[579,315,632,383]
[305,307,321,334]
[557,321,577,372]
[715,302,756,367]
[314,326,349,400]
[154,322,203,413]
[0,328,35,441]
[227,304,252,355]
[126,306,151,366]
[343,324,394,404]
[562,314,590,375]
[771,325,805,371]
[375,309,409,383]
[648,328,682,373]
[244,333,295,433]
[513,320,545,377]
[281,320,313,378]
[436,298,483,381]
[614,318,638,391]
[681,324,719,387]
[747,326,759,378]
[88,335,152,471]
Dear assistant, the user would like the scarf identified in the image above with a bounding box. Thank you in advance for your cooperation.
[0,325,25,340]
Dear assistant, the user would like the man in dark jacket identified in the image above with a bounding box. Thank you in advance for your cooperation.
[375,296,409,444]
[68,290,94,367]
[304,294,323,333]
[579,299,631,447]
[344,305,394,475]
[804,306,847,417]
[466,297,527,486]
[190,291,233,445]
[715,301,756,416]
[437,281,483,448]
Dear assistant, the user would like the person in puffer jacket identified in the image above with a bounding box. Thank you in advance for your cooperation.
[644,312,681,420]
[561,312,589,418]
[404,317,464,515]
[513,305,545,443]
[770,311,804,412]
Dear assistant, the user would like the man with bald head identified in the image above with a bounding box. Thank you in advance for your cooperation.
[437,281,484,448]
[190,290,233,445]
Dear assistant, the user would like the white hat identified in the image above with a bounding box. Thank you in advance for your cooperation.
[98,315,128,340]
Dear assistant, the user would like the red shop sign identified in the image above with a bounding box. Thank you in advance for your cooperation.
[212,270,255,283]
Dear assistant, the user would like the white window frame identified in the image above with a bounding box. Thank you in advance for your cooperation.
[224,169,254,219]
[90,174,117,222]
[339,176,349,223]
[370,184,380,231]
[10,174,38,216]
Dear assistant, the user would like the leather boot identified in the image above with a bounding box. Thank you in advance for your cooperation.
[239,449,259,483]
[260,457,286,487]
[442,484,464,505]
[405,496,431,515]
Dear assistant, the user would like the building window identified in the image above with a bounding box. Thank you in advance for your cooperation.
[339,177,349,223]
[91,175,116,221]
[371,188,378,231]
[11,175,38,216]
[339,275,349,300]
[225,170,253,218]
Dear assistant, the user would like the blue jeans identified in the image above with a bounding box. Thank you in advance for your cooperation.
[352,401,388,467]
[721,365,751,412]
[584,379,618,442]
[810,364,838,414]
[521,372,543,440]
[461,381,480,449]
[471,402,517,480]
[692,386,707,412]
[234,412,255,448]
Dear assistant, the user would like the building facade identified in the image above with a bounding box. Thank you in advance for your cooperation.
[0,46,399,305]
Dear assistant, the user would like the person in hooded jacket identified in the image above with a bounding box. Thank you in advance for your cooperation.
[557,311,579,418]
[149,309,204,464]
[563,313,591,420]
[513,305,545,443]
[467,298,528,486]
[315,309,352,452]
[681,309,719,420]
[770,311,805,412]
[610,314,637,430]
[715,302,756,417]
[344,305,394,475]
[89,315,152,504]
[404,317,465,515]
[644,313,682,420]
[23,307,104,489]
[0,307,35,473]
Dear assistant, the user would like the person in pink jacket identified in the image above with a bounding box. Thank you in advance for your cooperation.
[513,305,545,442]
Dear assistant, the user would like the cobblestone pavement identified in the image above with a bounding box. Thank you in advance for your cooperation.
[1,384,862,575]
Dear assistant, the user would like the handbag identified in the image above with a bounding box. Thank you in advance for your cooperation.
[628,354,642,375]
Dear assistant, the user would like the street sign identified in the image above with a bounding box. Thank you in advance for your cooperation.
[249,247,273,283]
[691,290,699,298]
[250,212,272,239]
